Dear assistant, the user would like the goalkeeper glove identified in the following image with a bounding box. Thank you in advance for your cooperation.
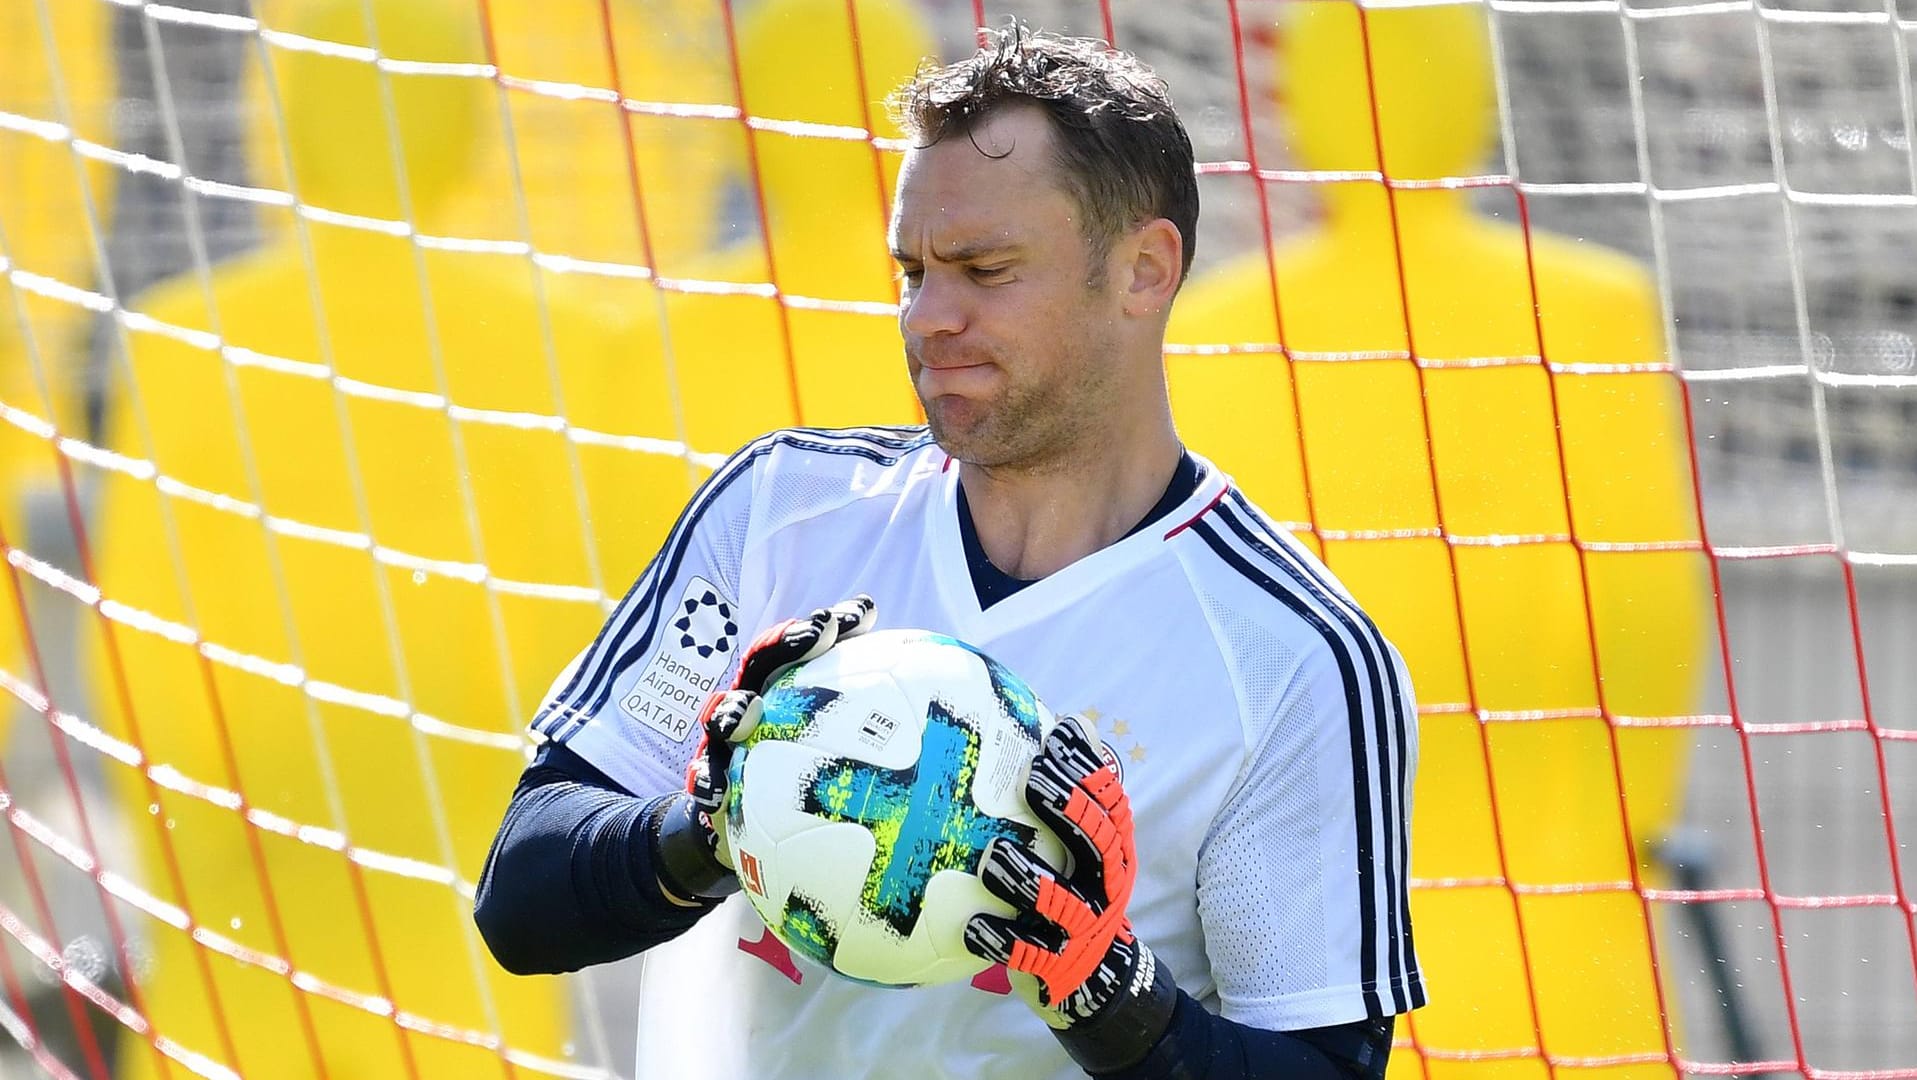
[652,596,877,903]
[964,713,1178,1074]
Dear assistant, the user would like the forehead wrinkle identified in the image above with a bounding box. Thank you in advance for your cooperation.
[887,109,1070,263]
[929,237,1019,263]
[887,207,1021,263]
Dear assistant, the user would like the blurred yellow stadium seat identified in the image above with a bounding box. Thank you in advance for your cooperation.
[478,0,736,284]
[432,0,744,586]
[0,0,115,750]
[85,0,681,1073]
[630,0,932,454]
[1167,4,1708,1076]
[245,0,737,279]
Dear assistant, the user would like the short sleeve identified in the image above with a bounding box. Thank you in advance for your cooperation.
[1195,635,1424,1030]
[529,440,767,796]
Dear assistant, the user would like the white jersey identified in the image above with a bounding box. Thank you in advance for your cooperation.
[532,426,1424,1080]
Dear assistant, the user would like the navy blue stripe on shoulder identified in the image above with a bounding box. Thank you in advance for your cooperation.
[1189,515,1386,1018]
[1211,495,1421,1014]
[1219,494,1422,1008]
[783,424,933,451]
[536,428,931,742]
[532,442,761,742]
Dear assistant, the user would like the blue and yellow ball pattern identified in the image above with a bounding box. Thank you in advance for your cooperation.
[724,629,1063,987]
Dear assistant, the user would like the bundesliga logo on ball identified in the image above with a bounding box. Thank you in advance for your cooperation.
[722,630,1068,988]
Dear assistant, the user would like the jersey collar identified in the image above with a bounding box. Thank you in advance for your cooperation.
[924,448,1231,643]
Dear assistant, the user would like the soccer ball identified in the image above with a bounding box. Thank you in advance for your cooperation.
[723,628,1066,988]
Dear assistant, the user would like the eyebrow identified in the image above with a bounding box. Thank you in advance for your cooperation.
[889,241,1020,264]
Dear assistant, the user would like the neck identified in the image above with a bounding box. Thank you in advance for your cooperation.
[957,394,1182,581]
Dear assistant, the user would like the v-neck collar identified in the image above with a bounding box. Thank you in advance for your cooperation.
[956,450,1204,611]
[925,449,1230,643]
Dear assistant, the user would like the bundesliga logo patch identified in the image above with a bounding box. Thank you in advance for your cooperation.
[737,848,768,898]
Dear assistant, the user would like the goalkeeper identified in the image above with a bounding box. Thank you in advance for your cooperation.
[475,25,1422,1080]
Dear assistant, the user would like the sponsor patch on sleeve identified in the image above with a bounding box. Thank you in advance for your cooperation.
[617,576,739,743]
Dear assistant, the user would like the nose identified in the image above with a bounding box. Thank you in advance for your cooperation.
[901,272,964,339]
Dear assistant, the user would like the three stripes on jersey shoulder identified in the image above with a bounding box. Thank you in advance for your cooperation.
[1186,490,1425,1019]
[533,426,934,743]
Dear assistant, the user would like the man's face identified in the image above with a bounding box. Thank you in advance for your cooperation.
[888,105,1123,469]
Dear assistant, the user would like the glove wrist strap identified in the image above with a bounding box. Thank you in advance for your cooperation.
[648,794,739,902]
[1054,942,1179,1075]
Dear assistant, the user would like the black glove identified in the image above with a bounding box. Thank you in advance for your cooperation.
[963,713,1178,1073]
[651,596,877,902]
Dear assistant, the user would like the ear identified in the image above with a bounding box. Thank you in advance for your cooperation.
[1118,218,1183,318]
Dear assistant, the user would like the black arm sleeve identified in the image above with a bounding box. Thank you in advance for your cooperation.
[1099,992,1393,1080]
[473,743,719,975]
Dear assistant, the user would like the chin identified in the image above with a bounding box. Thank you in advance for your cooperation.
[929,421,1044,472]
[923,400,997,463]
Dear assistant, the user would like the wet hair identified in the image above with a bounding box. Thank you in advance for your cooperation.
[889,22,1199,285]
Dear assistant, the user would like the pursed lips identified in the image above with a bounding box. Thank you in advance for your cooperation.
[915,359,997,395]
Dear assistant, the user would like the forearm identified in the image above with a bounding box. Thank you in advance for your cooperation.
[1089,991,1391,1080]
[472,748,724,975]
